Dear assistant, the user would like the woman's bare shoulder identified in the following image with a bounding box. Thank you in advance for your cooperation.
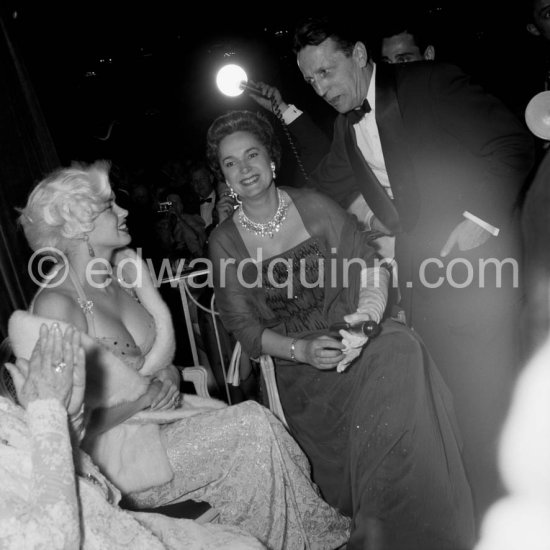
[33,287,88,332]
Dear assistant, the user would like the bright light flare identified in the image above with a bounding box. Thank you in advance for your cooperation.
[216,64,248,97]
[525,91,550,140]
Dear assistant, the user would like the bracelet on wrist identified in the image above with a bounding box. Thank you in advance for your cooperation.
[290,338,298,362]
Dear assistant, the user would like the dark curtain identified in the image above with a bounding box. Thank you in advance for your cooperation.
[0,15,59,338]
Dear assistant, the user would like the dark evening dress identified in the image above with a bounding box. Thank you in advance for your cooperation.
[210,186,476,550]
[260,237,475,550]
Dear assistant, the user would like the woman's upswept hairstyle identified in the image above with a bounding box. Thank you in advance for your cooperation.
[205,110,282,182]
[18,160,112,253]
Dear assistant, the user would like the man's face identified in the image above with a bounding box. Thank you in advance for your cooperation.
[528,0,550,41]
[191,168,214,198]
[381,32,427,64]
[297,37,368,114]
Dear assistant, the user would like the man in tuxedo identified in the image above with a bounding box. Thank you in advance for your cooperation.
[179,158,216,250]
[285,15,535,526]
[188,161,218,232]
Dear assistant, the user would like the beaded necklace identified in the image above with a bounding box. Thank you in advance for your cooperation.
[238,189,289,238]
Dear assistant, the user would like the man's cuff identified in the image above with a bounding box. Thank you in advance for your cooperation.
[463,211,500,236]
[282,104,303,125]
[364,209,375,230]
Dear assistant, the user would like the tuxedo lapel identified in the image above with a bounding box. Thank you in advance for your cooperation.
[375,64,420,232]
[343,118,401,234]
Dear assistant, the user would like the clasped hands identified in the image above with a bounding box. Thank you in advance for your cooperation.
[301,311,372,373]
[141,366,182,411]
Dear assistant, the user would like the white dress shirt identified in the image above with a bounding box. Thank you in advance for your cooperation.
[282,63,498,241]
[199,190,216,227]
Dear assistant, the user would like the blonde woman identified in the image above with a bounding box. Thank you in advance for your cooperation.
[0,324,264,549]
[9,160,350,550]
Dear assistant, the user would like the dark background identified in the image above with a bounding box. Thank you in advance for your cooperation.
[0,1,541,169]
[0,1,546,369]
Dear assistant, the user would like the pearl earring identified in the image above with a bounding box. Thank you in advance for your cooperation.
[271,162,276,180]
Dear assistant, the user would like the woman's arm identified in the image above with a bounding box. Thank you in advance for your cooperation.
[1,326,83,549]
[261,329,344,371]
[0,400,81,550]
[83,365,180,440]
[210,201,343,371]
[82,392,153,441]
[209,227,267,359]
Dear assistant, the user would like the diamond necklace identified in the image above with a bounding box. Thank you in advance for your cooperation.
[238,189,289,238]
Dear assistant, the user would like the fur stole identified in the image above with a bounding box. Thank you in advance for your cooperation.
[8,248,226,494]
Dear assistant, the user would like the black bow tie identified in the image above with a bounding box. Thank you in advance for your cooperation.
[199,197,213,204]
[346,98,372,124]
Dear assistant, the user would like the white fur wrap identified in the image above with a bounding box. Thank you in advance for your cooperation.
[8,248,226,494]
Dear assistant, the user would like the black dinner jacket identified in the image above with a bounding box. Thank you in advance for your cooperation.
[290,61,535,258]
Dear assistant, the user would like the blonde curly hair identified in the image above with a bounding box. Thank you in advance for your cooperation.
[18,160,112,253]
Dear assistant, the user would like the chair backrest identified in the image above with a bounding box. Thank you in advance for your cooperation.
[179,365,210,398]
[0,337,18,403]
[209,296,288,427]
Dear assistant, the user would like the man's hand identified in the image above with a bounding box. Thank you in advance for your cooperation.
[440,219,492,257]
[247,81,288,114]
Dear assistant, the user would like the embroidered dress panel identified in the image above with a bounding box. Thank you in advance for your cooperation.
[262,237,327,333]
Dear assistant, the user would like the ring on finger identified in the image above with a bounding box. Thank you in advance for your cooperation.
[53,361,67,374]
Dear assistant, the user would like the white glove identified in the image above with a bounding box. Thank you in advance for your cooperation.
[356,266,389,324]
[335,266,389,372]
[337,327,368,372]
[336,308,376,372]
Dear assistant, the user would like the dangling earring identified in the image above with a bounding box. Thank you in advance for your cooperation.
[270,161,277,180]
[83,234,95,258]
[226,183,242,205]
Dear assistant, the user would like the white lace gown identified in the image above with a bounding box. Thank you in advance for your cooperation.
[92,329,350,550]
[125,400,351,550]
[0,397,265,549]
